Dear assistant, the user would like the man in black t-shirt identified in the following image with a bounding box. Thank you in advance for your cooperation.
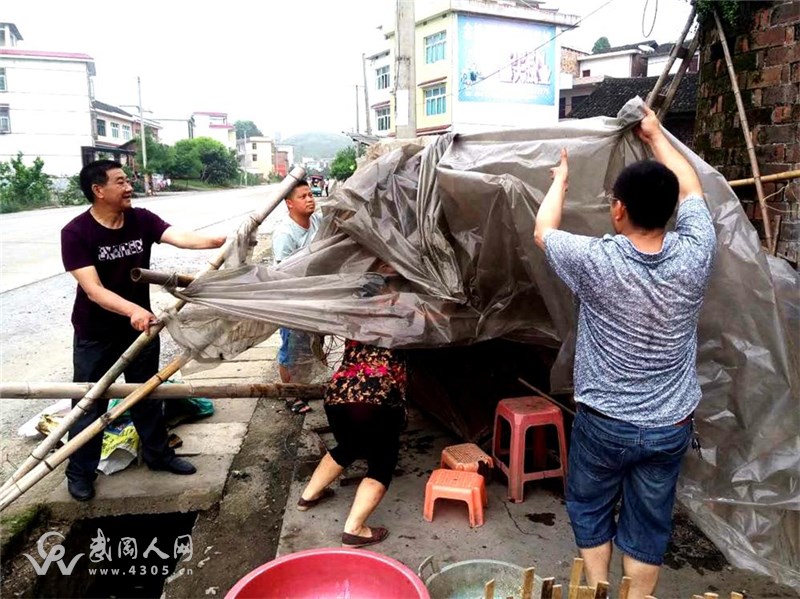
[60,160,225,501]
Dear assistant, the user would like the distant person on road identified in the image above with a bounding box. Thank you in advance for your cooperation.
[60,159,226,502]
[272,178,321,414]
[534,106,716,599]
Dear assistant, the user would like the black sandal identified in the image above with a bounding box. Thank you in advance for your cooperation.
[286,398,312,414]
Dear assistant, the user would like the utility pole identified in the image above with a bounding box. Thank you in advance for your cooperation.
[362,53,372,135]
[355,84,360,133]
[137,76,149,196]
[394,0,416,138]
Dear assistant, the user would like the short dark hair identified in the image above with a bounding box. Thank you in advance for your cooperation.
[287,179,309,200]
[612,160,679,230]
[79,160,124,203]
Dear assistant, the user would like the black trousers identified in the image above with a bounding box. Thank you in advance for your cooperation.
[325,403,404,488]
[66,333,174,482]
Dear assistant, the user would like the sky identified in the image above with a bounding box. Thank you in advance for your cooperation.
[4,0,694,137]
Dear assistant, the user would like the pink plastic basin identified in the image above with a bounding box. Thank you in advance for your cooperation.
[225,547,431,599]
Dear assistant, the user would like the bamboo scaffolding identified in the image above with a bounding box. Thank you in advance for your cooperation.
[728,169,800,188]
[0,167,306,500]
[712,9,774,254]
[0,354,188,510]
[130,267,194,288]
[0,382,326,400]
[646,5,697,109]
[655,34,701,120]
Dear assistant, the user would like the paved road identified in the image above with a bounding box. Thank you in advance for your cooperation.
[0,186,288,477]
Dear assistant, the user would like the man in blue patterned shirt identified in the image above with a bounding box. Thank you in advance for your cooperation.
[534,106,716,598]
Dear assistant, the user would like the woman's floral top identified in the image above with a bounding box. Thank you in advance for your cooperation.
[324,340,407,410]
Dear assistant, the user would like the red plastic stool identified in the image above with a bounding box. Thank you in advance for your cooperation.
[440,443,494,479]
[423,469,487,527]
[492,396,568,503]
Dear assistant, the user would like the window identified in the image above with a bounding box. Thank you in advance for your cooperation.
[424,84,446,116]
[559,97,566,119]
[96,119,106,136]
[376,65,390,90]
[581,69,590,77]
[425,31,446,64]
[0,105,10,133]
[0,30,5,47]
[122,124,131,140]
[252,154,257,162]
[252,142,257,150]
[376,107,390,131]
[110,122,120,139]
[0,68,6,92]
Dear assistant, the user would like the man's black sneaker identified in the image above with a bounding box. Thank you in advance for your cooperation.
[147,456,197,475]
[67,477,95,501]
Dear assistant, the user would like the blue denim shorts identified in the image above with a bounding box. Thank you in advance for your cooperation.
[277,328,312,367]
[566,407,692,566]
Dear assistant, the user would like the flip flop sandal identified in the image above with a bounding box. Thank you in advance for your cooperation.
[341,527,389,548]
[286,398,312,414]
[297,487,335,511]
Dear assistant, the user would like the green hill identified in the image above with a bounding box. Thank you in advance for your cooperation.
[281,132,352,161]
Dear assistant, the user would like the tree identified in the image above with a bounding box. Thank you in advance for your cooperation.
[235,120,263,139]
[0,153,53,212]
[329,146,358,181]
[135,131,174,175]
[191,137,239,185]
[170,139,203,180]
[592,36,611,54]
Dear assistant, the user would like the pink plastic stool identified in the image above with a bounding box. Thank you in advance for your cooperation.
[492,396,568,503]
[423,469,487,527]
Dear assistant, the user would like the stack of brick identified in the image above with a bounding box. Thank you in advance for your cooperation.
[693,1,799,266]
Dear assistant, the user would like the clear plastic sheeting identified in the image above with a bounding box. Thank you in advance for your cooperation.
[163,97,799,586]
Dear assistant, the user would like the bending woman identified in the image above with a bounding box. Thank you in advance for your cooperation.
[297,339,406,548]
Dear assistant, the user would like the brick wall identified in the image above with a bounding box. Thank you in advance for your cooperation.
[693,1,799,266]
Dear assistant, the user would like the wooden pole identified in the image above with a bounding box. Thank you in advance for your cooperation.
[618,577,632,599]
[484,579,495,599]
[0,355,187,510]
[0,166,307,498]
[130,267,194,288]
[593,581,609,599]
[655,35,701,120]
[712,8,774,254]
[521,566,535,599]
[728,169,800,188]
[568,558,584,599]
[646,5,697,108]
[0,382,326,400]
[541,578,555,599]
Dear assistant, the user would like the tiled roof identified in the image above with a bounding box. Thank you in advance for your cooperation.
[92,100,133,117]
[570,73,698,118]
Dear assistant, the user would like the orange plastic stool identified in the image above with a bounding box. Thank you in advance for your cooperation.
[492,396,568,503]
[423,469,487,527]
[440,443,494,478]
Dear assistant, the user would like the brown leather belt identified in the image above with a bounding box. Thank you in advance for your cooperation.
[578,404,692,427]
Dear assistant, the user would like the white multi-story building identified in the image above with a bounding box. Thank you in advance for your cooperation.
[362,1,579,137]
[156,116,195,146]
[0,22,96,176]
[92,100,161,150]
[237,135,274,179]
[192,111,236,150]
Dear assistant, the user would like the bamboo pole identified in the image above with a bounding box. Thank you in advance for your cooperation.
[0,166,306,497]
[712,9,774,254]
[646,5,697,108]
[0,355,187,510]
[0,382,326,400]
[728,169,800,188]
[521,566,535,599]
[656,35,701,120]
[131,267,194,288]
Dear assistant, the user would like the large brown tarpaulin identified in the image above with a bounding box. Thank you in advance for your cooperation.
[163,98,799,587]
